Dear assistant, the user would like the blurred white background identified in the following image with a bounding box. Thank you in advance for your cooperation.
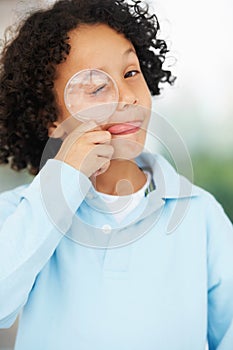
[1,0,232,348]
[150,0,233,156]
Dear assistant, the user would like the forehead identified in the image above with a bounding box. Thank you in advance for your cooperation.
[62,24,136,71]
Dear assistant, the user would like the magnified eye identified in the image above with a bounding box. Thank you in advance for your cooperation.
[88,84,107,96]
[64,68,119,122]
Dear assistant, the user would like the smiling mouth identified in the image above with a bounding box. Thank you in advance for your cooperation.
[107,121,142,135]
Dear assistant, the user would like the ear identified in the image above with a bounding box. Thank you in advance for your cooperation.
[48,117,82,139]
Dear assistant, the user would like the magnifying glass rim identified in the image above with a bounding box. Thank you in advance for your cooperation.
[64,68,119,117]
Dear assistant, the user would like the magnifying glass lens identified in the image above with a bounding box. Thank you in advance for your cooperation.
[64,69,118,122]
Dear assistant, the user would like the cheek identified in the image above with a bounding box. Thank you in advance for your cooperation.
[54,82,70,122]
[139,78,152,108]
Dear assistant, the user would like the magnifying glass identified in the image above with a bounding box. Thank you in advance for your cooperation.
[64,69,119,123]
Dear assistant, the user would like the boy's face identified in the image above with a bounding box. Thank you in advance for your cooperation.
[53,23,152,159]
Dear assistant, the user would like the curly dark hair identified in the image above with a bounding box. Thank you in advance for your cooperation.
[0,0,175,175]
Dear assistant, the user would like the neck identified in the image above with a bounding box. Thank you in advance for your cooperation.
[91,159,147,196]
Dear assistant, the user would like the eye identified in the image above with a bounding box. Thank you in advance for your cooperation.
[87,84,107,96]
[124,70,140,79]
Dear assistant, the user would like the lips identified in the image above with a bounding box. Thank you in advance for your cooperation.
[107,121,142,135]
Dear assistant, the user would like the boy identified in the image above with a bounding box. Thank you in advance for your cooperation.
[0,1,232,349]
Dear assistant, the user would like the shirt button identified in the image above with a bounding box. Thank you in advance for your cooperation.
[102,224,112,234]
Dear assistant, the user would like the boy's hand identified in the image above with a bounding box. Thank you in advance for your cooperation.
[54,121,114,178]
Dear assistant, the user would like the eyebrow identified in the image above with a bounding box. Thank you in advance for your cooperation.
[123,47,137,56]
[94,47,137,71]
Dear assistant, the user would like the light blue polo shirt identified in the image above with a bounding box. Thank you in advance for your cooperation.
[0,153,232,350]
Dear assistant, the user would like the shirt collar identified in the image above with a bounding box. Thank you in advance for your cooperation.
[84,152,200,216]
[135,152,200,199]
[75,153,201,242]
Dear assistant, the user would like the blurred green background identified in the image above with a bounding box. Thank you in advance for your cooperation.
[192,154,233,222]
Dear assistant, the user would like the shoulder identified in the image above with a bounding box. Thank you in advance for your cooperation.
[140,152,232,229]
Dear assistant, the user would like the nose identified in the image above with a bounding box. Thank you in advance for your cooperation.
[116,80,139,110]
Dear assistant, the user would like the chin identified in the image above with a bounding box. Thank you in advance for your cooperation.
[111,136,145,161]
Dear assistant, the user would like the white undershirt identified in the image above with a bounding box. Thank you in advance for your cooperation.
[96,171,151,223]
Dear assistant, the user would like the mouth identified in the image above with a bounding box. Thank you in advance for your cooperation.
[107,121,143,135]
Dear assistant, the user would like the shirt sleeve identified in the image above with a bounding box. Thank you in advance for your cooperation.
[206,196,233,350]
[0,159,91,328]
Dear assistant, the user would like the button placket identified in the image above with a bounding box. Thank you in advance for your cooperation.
[102,242,132,279]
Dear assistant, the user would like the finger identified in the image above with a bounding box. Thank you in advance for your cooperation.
[86,130,112,144]
[64,120,100,145]
[94,144,114,158]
